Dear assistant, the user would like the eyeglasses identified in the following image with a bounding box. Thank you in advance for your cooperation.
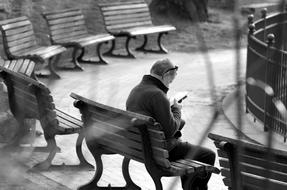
[163,65,178,75]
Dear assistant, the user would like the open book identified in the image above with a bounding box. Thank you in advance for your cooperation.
[169,91,188,105]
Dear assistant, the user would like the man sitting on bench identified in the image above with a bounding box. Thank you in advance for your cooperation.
[126,58,215,190]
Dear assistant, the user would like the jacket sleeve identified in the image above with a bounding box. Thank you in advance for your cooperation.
[151,92,181,138]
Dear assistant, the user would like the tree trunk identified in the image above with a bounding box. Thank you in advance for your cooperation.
[150,0,208,22]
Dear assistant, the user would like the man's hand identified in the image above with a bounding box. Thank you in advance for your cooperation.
[173,99,182,110]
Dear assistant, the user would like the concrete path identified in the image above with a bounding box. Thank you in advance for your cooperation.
[2,48,278,190]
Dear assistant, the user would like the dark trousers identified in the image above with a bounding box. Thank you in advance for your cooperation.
[169,141,216,190]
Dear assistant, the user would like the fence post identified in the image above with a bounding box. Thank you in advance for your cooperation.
[246,23,255,117]
[264,33,275,131]
[248,14,254,25]
[261,8,267,42]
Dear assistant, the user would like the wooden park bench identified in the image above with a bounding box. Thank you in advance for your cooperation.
[42,8,115,67]
[71,93,220,190]
[0,16,67,79]
[0,62,93,170]
[208,133,287,190]
[98,0,176,58]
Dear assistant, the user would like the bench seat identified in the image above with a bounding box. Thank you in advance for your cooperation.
[117,25,176,36]
[43,8,115,66]
[0,58,35,76]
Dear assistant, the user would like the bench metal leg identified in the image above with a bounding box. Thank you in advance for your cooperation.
[71,47,84,70]
[77,44,109,65]
[30,55,60,79]
[75,132,94,169]
[48,55,61,79]
[31,134,58,170]
[135,33,168,54]
[157,32,168,53]
[122,158,141,190]
[78,149,103,190]
[183,173,198,190]
[104,38,136,58]
[149,172,163,190]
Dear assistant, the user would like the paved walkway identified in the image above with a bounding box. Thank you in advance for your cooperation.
[1,48,285,190]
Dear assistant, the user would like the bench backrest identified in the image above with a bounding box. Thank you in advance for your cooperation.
[43,9,89,44]
[0,16,38,58]
[71,93,171,168]
[208,133,287,190]
[0,64,56,122]
[98,0,153,32]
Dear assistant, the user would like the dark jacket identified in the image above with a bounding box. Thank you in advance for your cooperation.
[126,75,182,150]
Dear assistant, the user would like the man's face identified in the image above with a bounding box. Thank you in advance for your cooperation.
[162,65,178,85]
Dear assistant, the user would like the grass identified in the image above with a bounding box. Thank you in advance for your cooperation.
[150,0,283,52]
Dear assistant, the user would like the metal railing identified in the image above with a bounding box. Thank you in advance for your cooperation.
[246,9,287,142]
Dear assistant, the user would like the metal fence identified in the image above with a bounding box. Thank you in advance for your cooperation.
[246,10,287,142]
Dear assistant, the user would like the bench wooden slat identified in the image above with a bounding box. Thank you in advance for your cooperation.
[105,16,151,26]
[220,158,287,183]
[50,21,86,34]
[127,25,176,36]
[107,21,152,31]
[222,169,287,189]
[4,24,33,36]
[44,9,82,18]
[73,34,114,43]
[98,0,144,7]
[55,109,83,127]
[7,60,17,70]
[88,109,165,140]
[5,34,35,47]
[88,124,168,160]
[18,59,30,74]
[9,44,36,55]
[102,7,149,16]
[102,4,147,11]
[47,15,84,25]
[0,16,27,26]
[5,29,34,41]
[96,136,144,160]
[105,12,150,21]
[52,31,87,41]
[218,153,287,174]
[10,61,21,72]
[1,20,31,31]
[23,60,35,76]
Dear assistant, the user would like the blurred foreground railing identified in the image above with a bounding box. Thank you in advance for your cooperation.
[246,9,287,142]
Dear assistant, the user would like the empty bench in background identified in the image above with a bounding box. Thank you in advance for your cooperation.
[0,62,93,170]
[98,0,176,58]
[71,93,220,190]
[0,16,67,79]
[208,133,287,190]
[42,8,115,67]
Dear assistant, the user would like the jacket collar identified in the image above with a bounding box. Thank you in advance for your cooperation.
[142,75,169,94]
